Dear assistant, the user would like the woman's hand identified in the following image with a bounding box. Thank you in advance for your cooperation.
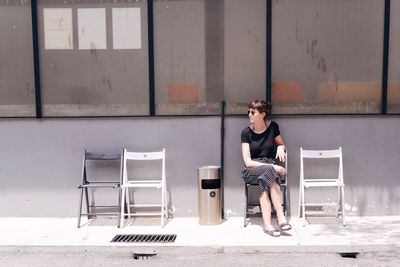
[273,164,286,176]
[276,145,286,162]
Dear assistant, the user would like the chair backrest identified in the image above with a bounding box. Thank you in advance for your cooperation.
[83,150,123,183]
[85,151,122,161]
[123,148,166,183]
[300,147,343,183]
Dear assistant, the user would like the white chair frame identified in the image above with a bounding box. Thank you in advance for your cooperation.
[299,147,346,226]
[119,148,167,227]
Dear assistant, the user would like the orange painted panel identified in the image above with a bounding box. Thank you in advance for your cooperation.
[388,84,400,104]
[272,81,301,103]
[168,83,199,103]
[318,82,380,102]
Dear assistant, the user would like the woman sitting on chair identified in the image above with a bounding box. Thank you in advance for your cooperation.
[241,99,291,237]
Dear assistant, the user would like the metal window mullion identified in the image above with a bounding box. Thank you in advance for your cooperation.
[266,0,272,103]
[147,0,155,116]
[381,0,391,114]
[31,0,42,118]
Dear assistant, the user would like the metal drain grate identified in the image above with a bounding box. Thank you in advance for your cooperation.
[111,234,177,243]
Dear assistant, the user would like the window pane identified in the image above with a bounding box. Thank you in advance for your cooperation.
[224,0,266,114]
[388,0,400,113]
[272,0,383,114]
[0,1,35,117]
[154,0,224,115]
[38,0,149,116]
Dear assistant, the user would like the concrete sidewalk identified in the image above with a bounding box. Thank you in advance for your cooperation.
[0,216,399,253]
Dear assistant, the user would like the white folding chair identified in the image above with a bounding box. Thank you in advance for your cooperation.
[119,148,167,227]
[299,147,345,226]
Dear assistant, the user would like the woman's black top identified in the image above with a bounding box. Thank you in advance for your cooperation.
[240,121,281,159]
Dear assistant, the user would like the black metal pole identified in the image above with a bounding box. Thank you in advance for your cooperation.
[381,0,390,114]
[147,0,155,116]
[266,0,272,102]
[31,0,42,118]
[220,99,225,219]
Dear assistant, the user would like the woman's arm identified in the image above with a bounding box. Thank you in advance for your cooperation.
[274,135,287,162]
[241,142,270,168]
[241,142,286,175]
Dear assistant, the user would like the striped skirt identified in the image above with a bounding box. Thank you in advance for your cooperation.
[241,158,281,196]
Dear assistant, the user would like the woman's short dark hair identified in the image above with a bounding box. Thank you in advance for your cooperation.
[248,99,272,118]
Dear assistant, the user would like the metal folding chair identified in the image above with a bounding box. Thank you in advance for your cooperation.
[77,150,123,228]
[299,147,346,226]
[244,153,288,227]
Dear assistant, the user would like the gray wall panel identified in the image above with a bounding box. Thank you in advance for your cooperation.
[0,116,399,217]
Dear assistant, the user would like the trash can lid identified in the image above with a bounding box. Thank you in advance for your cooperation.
[198,166,221,180]
[198,165,221,170]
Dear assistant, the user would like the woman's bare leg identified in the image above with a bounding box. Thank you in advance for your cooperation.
[270,180,291,230]
[259,191,273,229]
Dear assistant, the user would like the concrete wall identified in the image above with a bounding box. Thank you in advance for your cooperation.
[0,116,399,217]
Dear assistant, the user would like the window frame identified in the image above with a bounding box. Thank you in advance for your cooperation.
[0,0,394,118]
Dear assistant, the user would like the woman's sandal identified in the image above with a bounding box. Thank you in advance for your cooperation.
[277,219,292,231]
[263,228,281,237]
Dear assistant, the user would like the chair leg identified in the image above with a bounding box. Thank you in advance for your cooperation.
[161,186,165,227]
[164,186,168,223]
[336,186,341,218]
[298,182,302,220]
[341,186,346,226]
[77,187,84,228]
[301,186,306,226]
[244,184,248,227]
[281,185,287,216]
[119,187,125,227]
[84,187,90,219]
[117,186,122,228]
[165,186,168,220]
[126,188,131,219]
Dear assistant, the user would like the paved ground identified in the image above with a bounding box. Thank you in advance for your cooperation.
[0,216,399,266]
[0,248,399,266]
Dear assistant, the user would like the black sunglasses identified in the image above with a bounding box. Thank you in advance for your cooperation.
[247,110,256,115]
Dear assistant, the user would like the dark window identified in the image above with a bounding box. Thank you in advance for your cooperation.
[0,0,35,117]
[272,0,384,114]
[37,0,149,117]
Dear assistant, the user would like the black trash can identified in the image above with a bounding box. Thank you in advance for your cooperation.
[197,166,221,225]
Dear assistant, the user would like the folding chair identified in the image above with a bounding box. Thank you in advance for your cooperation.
[244,152,288,227]
[299,147,345,226]
[77,150,123,228]
[119,148,167,227]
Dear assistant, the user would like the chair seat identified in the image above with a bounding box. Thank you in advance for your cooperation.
[303,179,344,187]
[247,175,287,186]
[128,204,163,207]
[304,210,343,216]
[124,212,163,216]
[121,180,162,188]
[78,182,119,188]
[304,202,341,207]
